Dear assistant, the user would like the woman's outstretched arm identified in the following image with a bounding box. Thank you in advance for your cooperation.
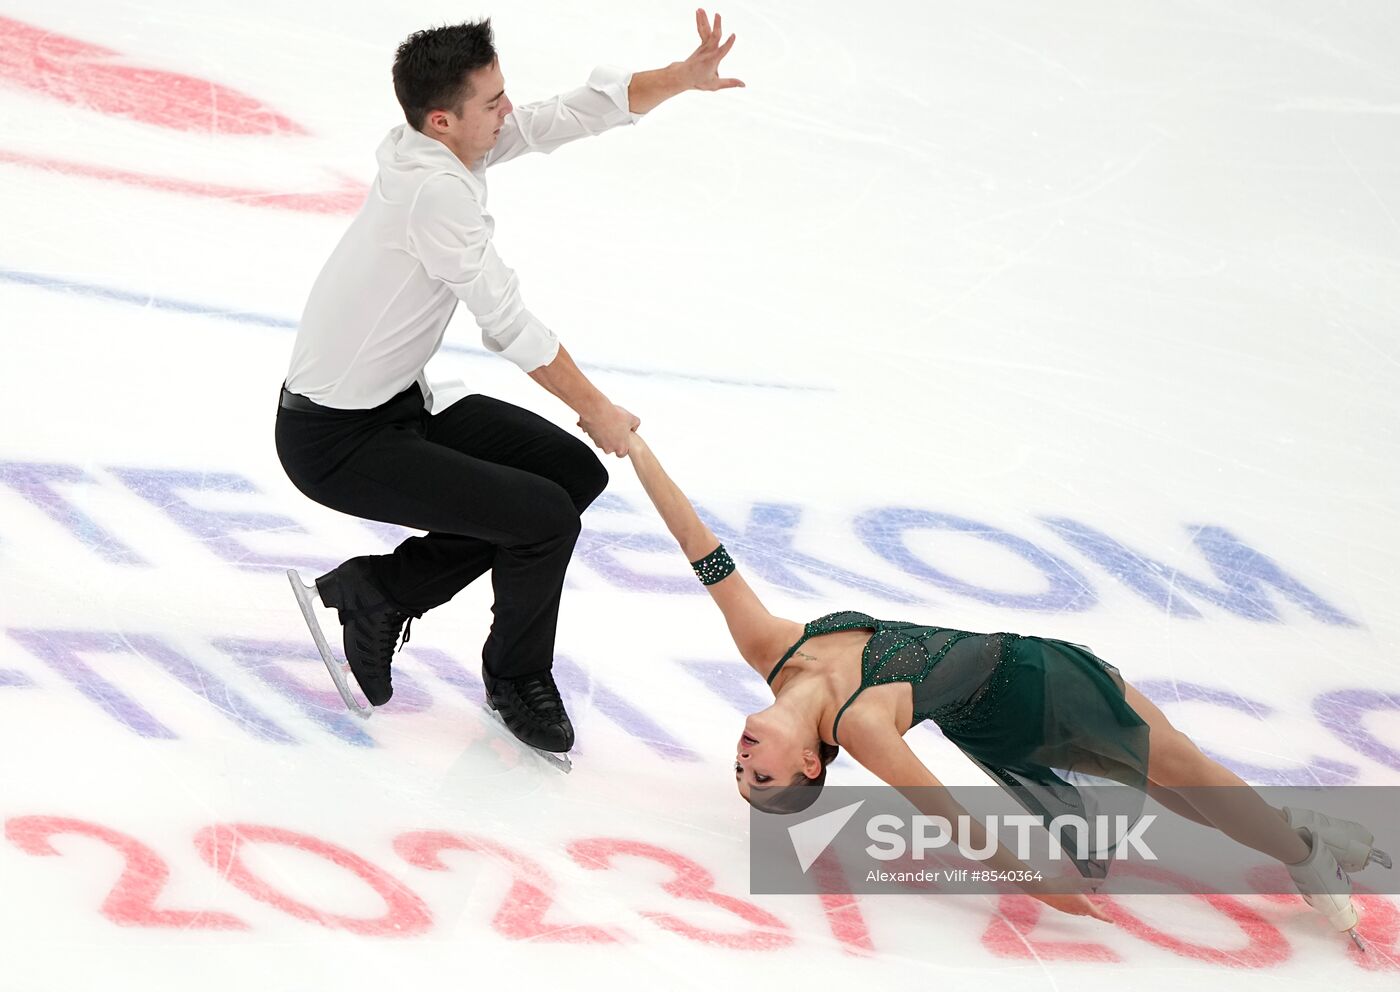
[838,708,1112,923]
[625,432,802,676]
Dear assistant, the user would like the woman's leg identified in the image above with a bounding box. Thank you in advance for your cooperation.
[1145,782,1214,828]
[1123,681,1309,864]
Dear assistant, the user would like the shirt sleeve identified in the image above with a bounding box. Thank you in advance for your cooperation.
[483,64,643,169]
[407,174,560,373]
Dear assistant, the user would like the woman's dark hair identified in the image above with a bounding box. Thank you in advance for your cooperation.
[392,21,497,131]
[747,742,840,815]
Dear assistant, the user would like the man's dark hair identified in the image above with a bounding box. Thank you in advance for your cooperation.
[392,21,497,131]
[747,741,840,815]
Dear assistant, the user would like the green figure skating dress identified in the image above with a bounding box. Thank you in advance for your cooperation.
[766,610,1151,879]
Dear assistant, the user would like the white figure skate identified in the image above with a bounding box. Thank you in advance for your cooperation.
[1287,825,1366,951]
[1284,806,1392,872]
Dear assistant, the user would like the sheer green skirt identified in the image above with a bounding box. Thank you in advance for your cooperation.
[929,635,1152,880]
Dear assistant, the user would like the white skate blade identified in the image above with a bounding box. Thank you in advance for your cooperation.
[1369,847,1393,870]
[287,569,374,721]
[480,703,572,773]
[1350,929,1368,953]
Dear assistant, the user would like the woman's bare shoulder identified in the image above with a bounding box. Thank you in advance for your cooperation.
[751,617,807,680]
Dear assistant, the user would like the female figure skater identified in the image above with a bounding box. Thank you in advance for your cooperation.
[623,431,1388,945]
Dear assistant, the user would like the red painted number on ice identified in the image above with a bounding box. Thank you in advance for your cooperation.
[394,830,620,944]
[981,894,1120,962]
[1248,865,1400,971]
[194,824,431,937]
[0,16,304,135]
[568,838,792,950]
[5,815,246,930]
[1099,864,1290,967]
[809,852,875,955]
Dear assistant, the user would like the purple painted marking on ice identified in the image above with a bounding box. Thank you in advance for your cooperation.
[109,467,339,572]
[0,668,34,687]
[679,659,770,713]
[7,629,175,738]
[554,655,699,762]
[214,638,376,746]
[1041,517,1358,627]
[1137,679,1357,785]
[854,508,1094,612]
[703,502,923,605]
[1314,690,1400,771]
[360,519,418,548]
[0,461,145,564]
[118,633,297,744]
[374,659,434,714]
[1189,525,1358,627]
[410,646,485,702]
[577,494,699,594]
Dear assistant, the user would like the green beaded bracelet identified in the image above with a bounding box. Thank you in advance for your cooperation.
[691,544,736,586]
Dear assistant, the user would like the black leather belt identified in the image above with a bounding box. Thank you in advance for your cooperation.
[280,387,329,413]
[280,382,422,414]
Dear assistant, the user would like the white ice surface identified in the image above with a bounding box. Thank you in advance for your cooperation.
[1,1,1398,988]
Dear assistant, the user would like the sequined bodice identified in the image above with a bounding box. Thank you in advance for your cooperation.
[767,610,1015,744]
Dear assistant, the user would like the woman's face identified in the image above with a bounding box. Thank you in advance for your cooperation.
[733,712,813,802]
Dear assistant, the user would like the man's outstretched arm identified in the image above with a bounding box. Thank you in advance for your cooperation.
[529,345,639,457]
[628,8,745,115]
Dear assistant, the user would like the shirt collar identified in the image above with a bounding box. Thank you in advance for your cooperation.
[384,124,486,189]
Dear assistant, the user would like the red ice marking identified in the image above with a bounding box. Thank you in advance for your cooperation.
[809,852,875,955]
[393,831,620,944]
[1247,865,1400,970]
[981,894,1121,962]
[194,824,431,937]
[0,149,364,214]
[4,816,246,930]
[0,16,304,135]
[1097,863,1289,968]
[567,838,793,950]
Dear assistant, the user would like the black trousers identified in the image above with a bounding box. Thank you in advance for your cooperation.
[274,383,607,680]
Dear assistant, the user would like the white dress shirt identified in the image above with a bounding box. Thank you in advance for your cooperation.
[285,65,642,410]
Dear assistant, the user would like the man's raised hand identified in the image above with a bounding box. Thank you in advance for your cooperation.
[679,9,745,92]
[578,405,641,458]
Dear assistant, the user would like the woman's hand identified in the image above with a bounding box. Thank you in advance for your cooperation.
[1025,885,1113,923]
[577,404,640,457]
[1024,878,1108,923]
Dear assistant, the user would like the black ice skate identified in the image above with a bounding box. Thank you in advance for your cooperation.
[483,668,574,773]
[286,558,416,715]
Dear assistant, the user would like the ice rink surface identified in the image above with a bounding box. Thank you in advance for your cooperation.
[2,1,1398,987]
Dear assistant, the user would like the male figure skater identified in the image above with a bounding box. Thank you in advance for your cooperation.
[276,12,743,757]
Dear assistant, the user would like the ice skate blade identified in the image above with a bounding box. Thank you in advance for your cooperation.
[1349,929,1368,953]
[1369,847,1392,870]
[480,703,572,773]
[287,568,373,721]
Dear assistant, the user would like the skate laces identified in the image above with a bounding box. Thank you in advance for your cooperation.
[355,607,414,663]
[514,673,566,720]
